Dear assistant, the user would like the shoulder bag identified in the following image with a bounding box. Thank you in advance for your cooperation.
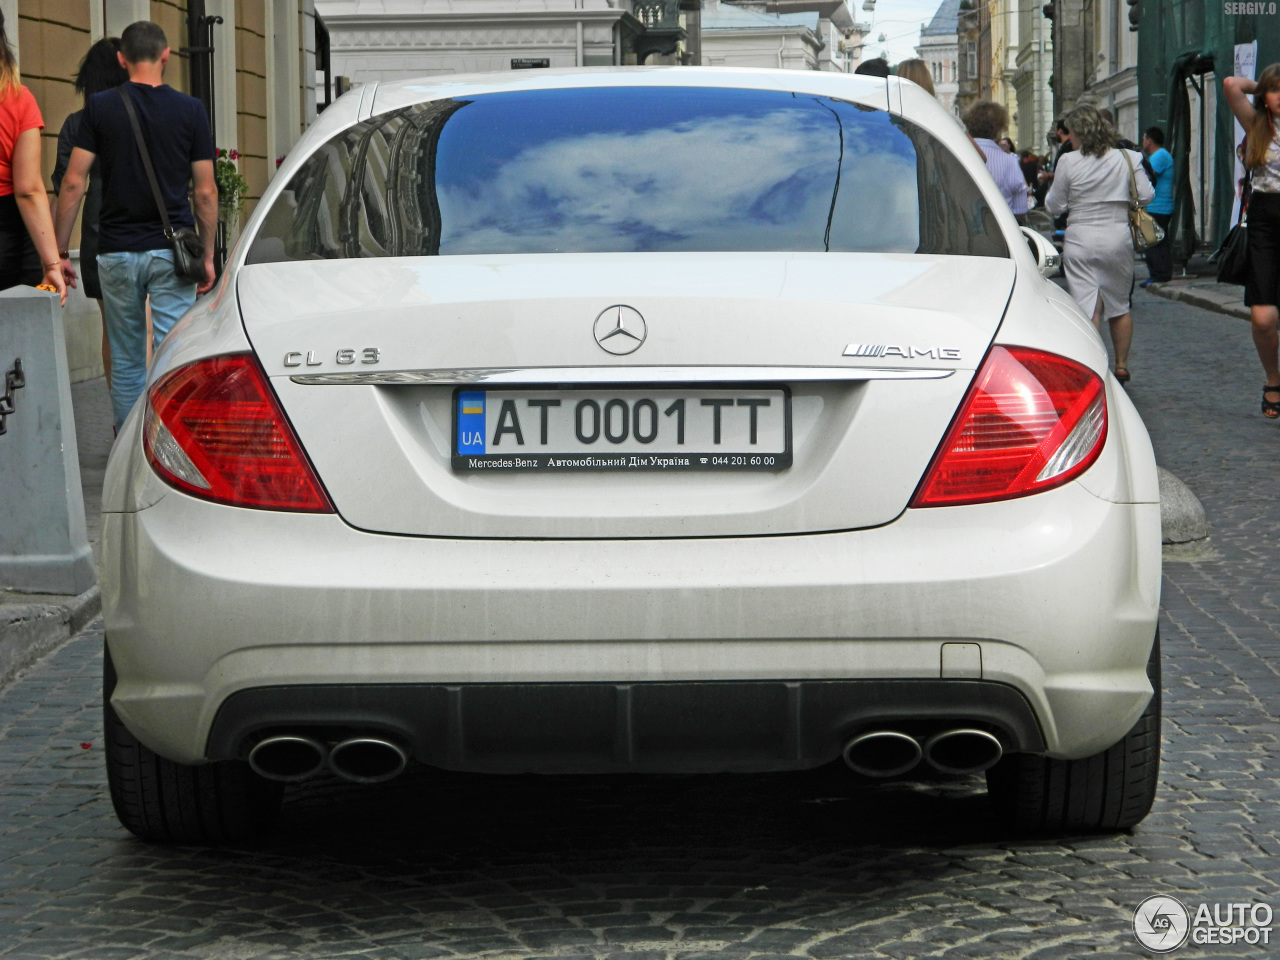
[117,87,207,285]
[1216,171,1252,286]
[1121,150,1164,253]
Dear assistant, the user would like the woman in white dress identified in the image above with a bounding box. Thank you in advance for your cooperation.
[1045,105,1153,383]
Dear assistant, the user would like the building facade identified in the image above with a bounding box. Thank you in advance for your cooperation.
[6,0,316,380]
[1012,0,1053,155]
[917,0,960,117]
[314,0,641,80]
[315,0,866,79]
[702,1,865,72]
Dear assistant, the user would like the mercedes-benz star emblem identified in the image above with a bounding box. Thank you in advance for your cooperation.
[593,305,647,355]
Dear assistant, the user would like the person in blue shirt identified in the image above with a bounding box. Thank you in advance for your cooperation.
[1140,126,1175,285]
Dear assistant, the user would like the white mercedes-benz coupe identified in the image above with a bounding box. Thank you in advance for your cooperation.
[101,68,1161,843]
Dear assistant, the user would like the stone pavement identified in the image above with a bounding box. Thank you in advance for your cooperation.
[1140,256,1250,322]
[0,290,1277,958]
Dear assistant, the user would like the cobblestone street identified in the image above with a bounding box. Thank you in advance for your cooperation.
[0,288,1277,959]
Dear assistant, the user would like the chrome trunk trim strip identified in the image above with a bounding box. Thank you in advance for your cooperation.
[288,366,956,386]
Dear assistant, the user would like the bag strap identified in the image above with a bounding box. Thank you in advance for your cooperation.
[1120,149,1141,209]
[117,86,176,241]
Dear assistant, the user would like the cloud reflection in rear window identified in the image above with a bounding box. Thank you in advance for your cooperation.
[246,86,1007,263]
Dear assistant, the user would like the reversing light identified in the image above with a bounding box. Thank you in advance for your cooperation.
[911,345,1107,507]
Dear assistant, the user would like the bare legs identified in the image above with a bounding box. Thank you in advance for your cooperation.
[1107,312,1133,373]
[1090,296,1133,378]
[1251,304,1280,417]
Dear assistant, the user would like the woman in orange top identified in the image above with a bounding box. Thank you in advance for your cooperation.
[0,11,66,304]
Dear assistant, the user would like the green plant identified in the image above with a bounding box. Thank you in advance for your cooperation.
[214,148,249,218]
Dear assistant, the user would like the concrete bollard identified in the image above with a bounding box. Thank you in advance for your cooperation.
[1158,466,1210,545]
[0,287,95,595]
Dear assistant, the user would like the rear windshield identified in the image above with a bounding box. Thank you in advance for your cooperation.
[246,86,1008,263]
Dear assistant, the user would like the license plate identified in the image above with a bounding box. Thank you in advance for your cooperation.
[452,386,791,471]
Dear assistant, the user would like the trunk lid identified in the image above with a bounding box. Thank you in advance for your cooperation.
[237,252,1014,538]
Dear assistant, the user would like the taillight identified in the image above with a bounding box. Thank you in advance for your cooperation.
[143,354,333,512]
[911,346,1106,507]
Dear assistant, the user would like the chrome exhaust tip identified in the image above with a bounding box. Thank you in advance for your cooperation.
[841,730,923,777]
[328,737,408,784]
[923,728,1004,775]
[248,735,327,782]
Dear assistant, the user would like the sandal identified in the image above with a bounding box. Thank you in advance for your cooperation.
[1114,366,1131,384]
[1263,385,1280,419]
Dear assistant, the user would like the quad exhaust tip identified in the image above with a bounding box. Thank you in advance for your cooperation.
[248,735,328,782]
[842,728,1005,778]
[328,737,409,784]
[248,734,410,784]
[923,728,1003,775]
[842,730,923,778]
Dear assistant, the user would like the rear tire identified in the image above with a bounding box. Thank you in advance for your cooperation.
[986,630,1161,833]
[103,643,283,843]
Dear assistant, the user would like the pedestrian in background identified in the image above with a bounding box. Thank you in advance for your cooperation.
[1224,65,1280,419]
[998,136,1015,153]
[963,100,1027,224]
[854,57,891,78]
[53,20,217,431]
[1045,104,1153,384]
[894,58,934,96]
[1019,150,1039,186]
[52,38,128,385]
[0,10,66,303]
[1140,126,1175,286]
[1099,108,1140,151]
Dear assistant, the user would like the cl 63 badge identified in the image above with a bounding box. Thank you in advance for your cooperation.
[283,348,381,367]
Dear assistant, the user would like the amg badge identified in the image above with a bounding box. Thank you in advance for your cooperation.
[844,344,961,361]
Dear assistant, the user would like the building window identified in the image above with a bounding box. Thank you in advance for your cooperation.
[966,43,977,79]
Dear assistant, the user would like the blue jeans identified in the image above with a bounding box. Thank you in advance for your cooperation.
[97,249,197,430]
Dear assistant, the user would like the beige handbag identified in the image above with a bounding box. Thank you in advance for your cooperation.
[1121,150,1164,253]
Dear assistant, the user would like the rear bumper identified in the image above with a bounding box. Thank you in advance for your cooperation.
[102,479,1161,769]
[208,679,1046,773]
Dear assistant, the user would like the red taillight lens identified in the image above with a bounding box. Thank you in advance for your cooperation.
[911,345,1107,507]
[143,354,333,512]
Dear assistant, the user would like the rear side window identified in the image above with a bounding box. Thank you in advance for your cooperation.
[247,86,1007,262]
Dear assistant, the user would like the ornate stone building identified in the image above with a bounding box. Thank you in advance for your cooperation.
[1012,0,1053,155]
[314,1,865,78]
[314,0,651,79]
[702,1,865,72]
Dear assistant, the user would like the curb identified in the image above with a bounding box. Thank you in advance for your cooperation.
[0,585,100,690]
[1145,282,1250,320]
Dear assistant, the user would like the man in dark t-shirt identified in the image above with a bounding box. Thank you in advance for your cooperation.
[54,20,217,431]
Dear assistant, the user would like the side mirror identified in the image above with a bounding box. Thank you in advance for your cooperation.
[1021,225,1061,279]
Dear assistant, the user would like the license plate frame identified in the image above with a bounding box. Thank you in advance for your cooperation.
[451,384,792,472]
